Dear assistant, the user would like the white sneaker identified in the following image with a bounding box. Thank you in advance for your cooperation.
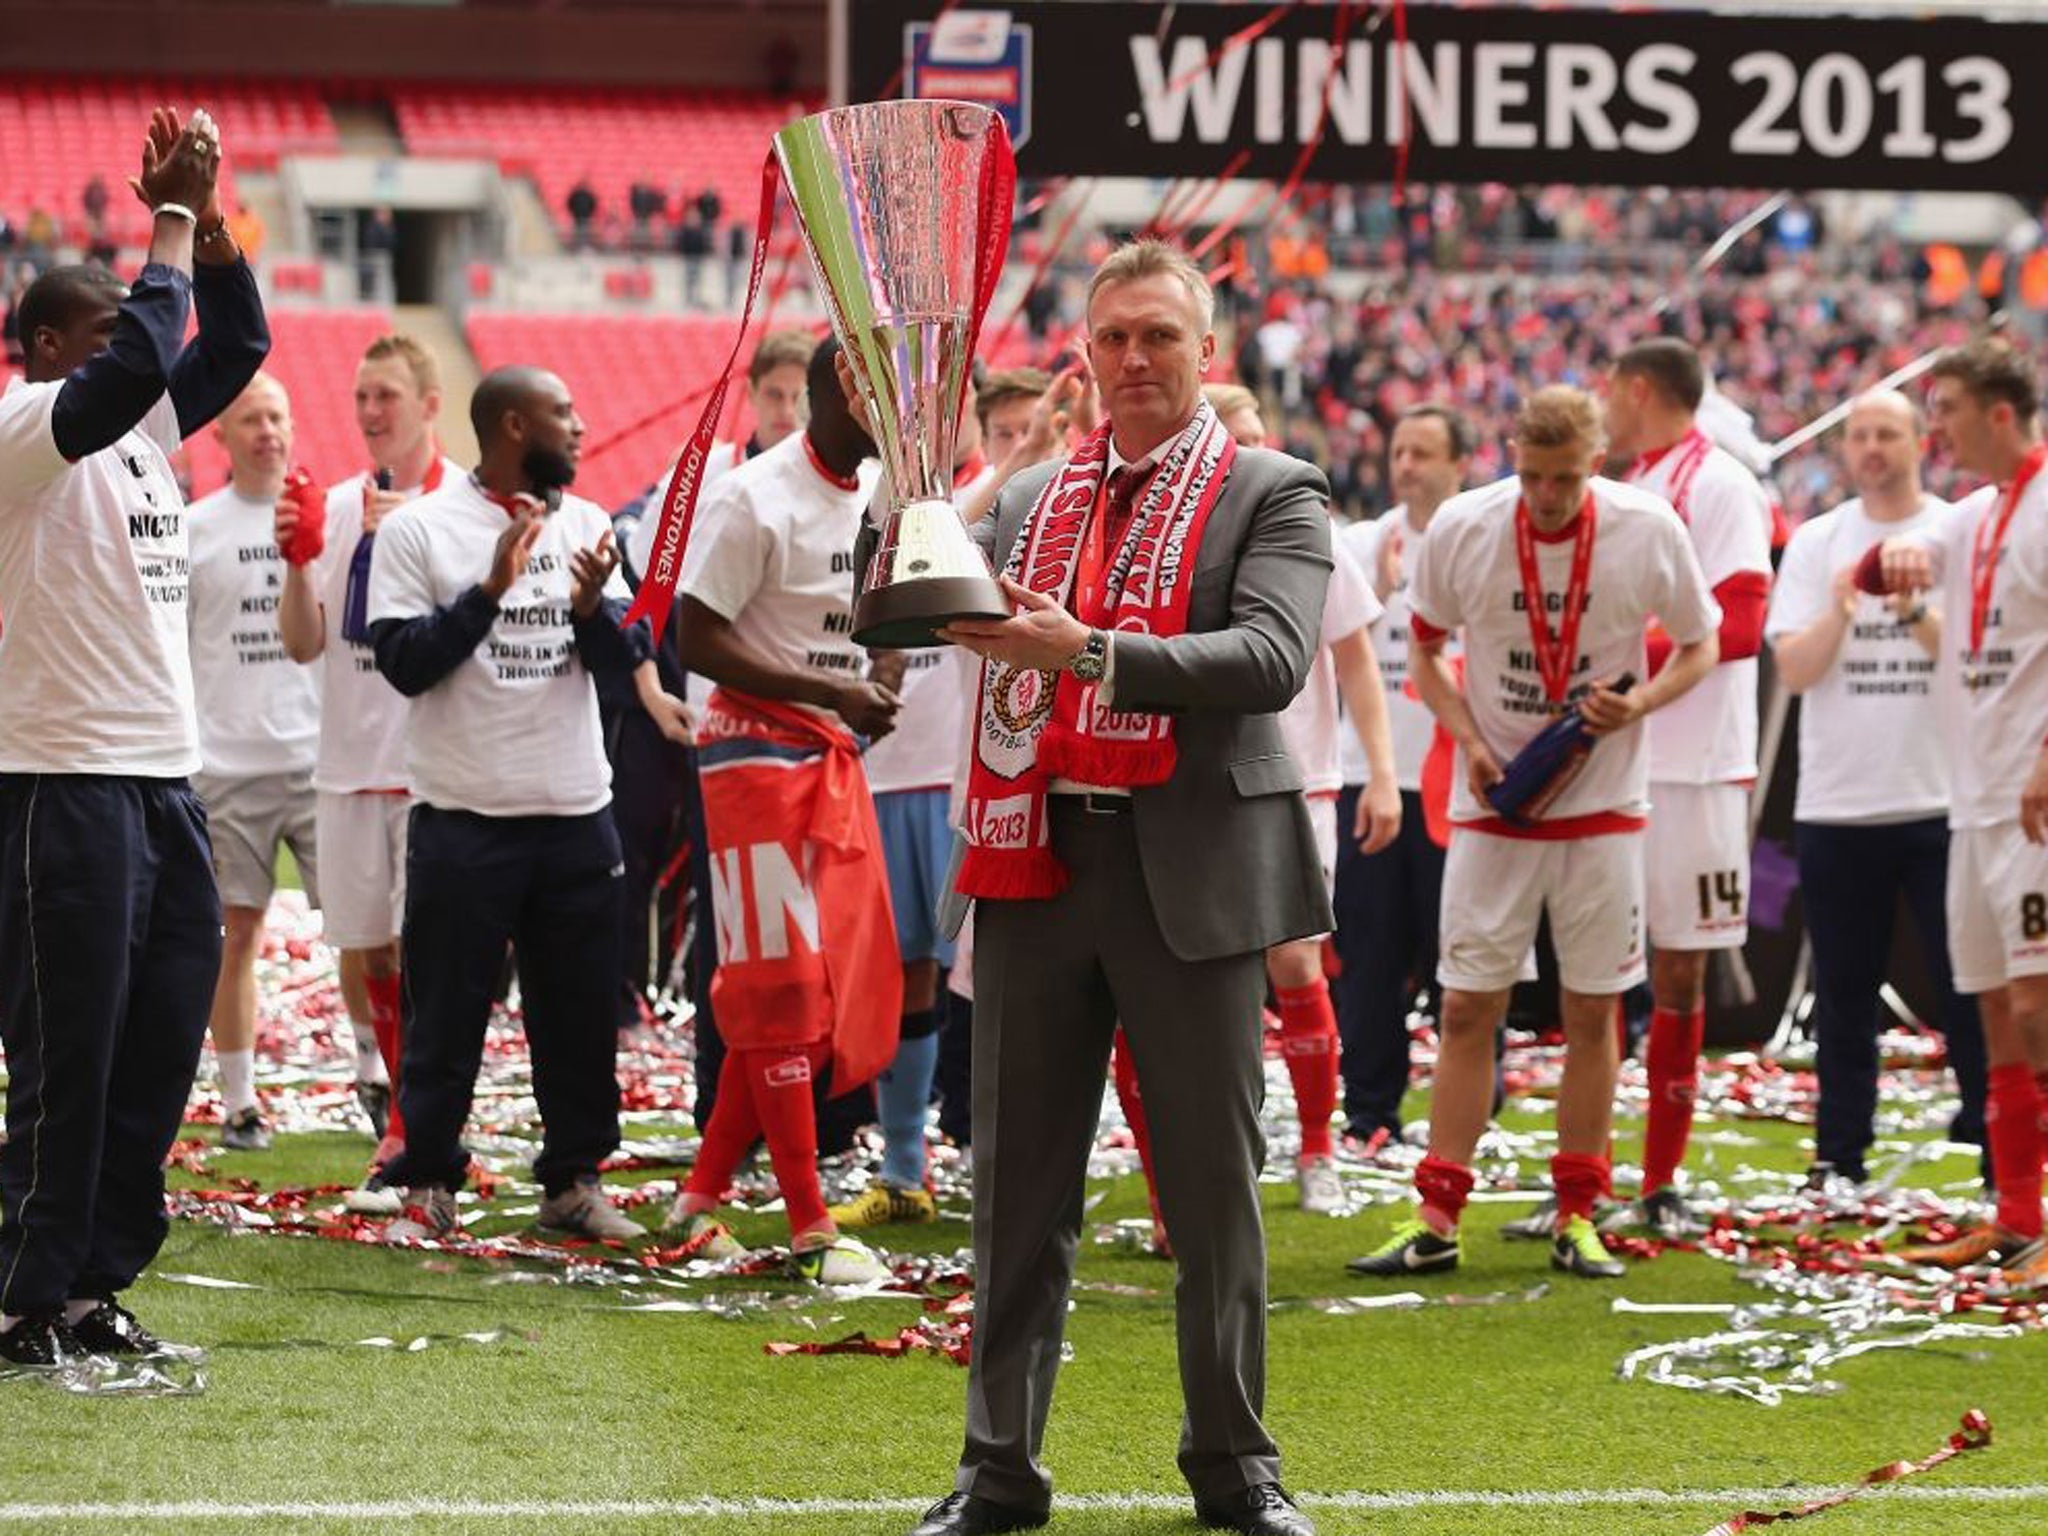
[344,1167,404,1217]
[791,1236,888,1286]
[537,1179,642,1242]
[1297,1155,1345,1215]
[384,1186,459,1243]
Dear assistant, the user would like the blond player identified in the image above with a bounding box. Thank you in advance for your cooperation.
[1606,338,1773,1238]
[1350,387,1719,1282]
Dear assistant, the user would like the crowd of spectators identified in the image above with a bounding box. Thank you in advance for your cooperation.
[1229,261,1995,527]
[1208,185,2010,528]
[8,161,2024,527]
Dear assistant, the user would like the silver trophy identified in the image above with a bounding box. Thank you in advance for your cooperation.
[773,100,1013,648]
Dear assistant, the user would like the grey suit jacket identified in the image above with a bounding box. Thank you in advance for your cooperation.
[949,444,1336,963]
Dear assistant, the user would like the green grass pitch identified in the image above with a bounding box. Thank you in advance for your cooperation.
[1,1089,2041,1536]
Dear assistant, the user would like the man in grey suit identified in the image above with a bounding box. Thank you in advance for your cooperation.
[900,240,1332,1536]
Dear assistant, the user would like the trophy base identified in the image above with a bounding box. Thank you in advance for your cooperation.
[853,575,1011,649]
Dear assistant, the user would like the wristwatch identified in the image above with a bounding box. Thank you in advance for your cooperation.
[1069,628,1109,682]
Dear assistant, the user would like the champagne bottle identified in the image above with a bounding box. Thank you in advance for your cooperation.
[1484,673,1636,826]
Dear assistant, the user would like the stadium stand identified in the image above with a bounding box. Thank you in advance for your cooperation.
[464,310,810,509]
[0,76,337,247]
[181,307,394,495]
[465,308,1046,509]
[392,86,816,249]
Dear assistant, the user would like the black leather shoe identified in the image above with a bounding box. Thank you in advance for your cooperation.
[904,1491,1049,1536]
[1194,1482,1315,1535]
[0,1313,79,1368]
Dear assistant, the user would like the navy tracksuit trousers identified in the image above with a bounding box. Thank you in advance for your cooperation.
[0,775,220,1317]
[1796,816,1987,1179]
[384,805,624,1198]
[1332,786,1442,1138]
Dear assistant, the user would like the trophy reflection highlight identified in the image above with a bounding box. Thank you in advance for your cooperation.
[773,99,1014,648]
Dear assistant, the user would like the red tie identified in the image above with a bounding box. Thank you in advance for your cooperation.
[1105,463,1149,547]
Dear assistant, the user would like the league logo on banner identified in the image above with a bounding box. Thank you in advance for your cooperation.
[904,10,1033,150]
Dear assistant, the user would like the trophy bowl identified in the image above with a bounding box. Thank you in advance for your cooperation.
[773,99,1014,648]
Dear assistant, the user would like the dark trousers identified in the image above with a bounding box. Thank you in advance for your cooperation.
[1796,816,1987,1179]
[609,710,689,1029]
[964,803,1276,1508]
[937,987,974,1146]
[1332,786,1441,1137]
[388,806,624,1197]
[0,775,220,1315]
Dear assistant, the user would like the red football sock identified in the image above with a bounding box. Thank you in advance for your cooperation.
[748,1044,833,1241]
[1640,1006,1704,1194]
[1552,1151,1611,1229]
[1415,1153,1475,1235]
[1987,1062,2045,1241]
[681,1045,833,1240]
[2035,1068,2048,1151]
[1277,980,1340,1160]
[1112,1030,1165,1236]
[364,969,406,1143]
[682,1054,766,1208]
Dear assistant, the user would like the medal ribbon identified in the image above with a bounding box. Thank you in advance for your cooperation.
[1969,441,2047,656]
[1514,493,1598,704]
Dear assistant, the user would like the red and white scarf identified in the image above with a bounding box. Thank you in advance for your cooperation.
[956,400,1236,899]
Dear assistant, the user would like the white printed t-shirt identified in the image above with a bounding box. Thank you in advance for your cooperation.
[1280,533,1383,795]
[187,483,322,777]
[678,431,881,717]
[1765,494,1953,824]
[0,377,199,775]
[1629,438,1772,784]
[312,460,463,795]
[1340,503,1446,791]
[368,477,629,816]
[1408,475,1719,830]
[1909,474,2048,830]
[863,459,996,798]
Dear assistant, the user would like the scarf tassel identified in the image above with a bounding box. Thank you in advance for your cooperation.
[1037,726,1179,790]
[957,845,1068,901]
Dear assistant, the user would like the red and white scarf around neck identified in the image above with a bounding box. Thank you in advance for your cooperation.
[956,399,1237,900]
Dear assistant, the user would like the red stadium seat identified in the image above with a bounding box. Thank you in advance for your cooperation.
[391,85,817,249]
[180,308,394,497]
[465,310,825,511]
[0,76,339,247]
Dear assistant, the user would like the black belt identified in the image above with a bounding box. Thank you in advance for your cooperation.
[1049,792,1133,816]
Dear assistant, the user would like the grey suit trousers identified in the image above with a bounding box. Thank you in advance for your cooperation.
[957,799,1278,1510]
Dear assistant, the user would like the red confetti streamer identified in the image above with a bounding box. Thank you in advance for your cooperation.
[1165,2,1307,94]
[986,177,1099,364]
[1388,0,1412,201]
[1699,1411,1992,1533]
[1155,151,1254,244]
[765,1315,973,1367]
